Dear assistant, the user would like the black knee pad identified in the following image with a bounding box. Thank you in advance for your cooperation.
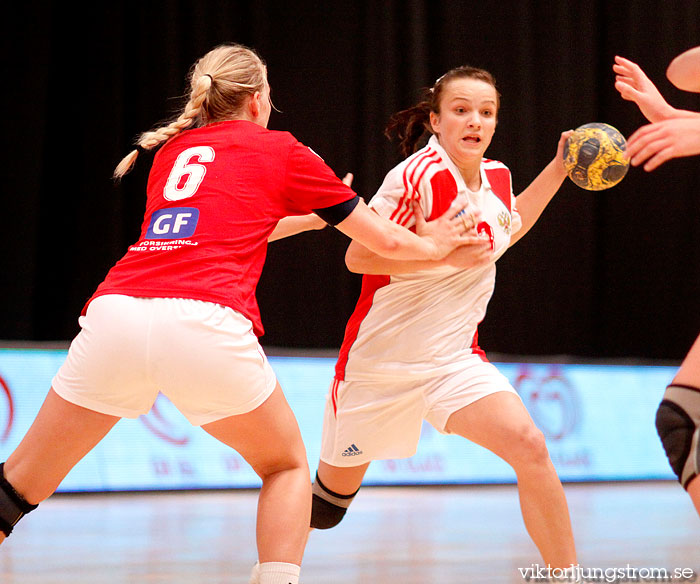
[0,463,38,537]
[310,473,359,530]
[655,384,700,490]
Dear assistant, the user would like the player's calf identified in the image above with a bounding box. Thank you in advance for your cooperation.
[655,384,700,489]
[310,473,359,529]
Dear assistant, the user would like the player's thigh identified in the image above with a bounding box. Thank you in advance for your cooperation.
[201,382,308,478]
[5,388,120,502]
[316,460,369,495]
[673,333,700,386]
[445,391,545,463]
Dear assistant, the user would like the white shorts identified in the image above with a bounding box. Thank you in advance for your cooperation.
[52,294,277,426]
[320,356,519,466]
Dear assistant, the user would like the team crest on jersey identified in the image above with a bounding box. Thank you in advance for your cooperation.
[497,211,511,234]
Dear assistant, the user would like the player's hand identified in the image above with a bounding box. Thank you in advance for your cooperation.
[341,172,354,187]
[613,56,674,123]
[414,200,480,235]
[625,115,700,171]
[413,201,487,260]
[442,237,493,269]
[555,130,574,176]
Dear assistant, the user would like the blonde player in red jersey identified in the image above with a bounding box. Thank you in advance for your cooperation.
[308,65,580,573]
[0,44,480,584]
[614,47,700,517]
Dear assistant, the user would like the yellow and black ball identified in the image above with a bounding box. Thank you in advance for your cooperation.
[563,123,629,190]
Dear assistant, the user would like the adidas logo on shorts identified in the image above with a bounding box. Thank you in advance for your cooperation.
[342,444,362,457]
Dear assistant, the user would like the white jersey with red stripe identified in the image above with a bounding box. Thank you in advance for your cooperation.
[335,135,521,382]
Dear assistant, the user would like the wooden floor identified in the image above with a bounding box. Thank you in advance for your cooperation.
[0,481,698,583]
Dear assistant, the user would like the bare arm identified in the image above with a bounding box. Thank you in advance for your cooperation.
[268,214,326,242]
[345,204,491,274]
[613,56,678,122]
[270,168,470,259]
[335,198,471,261]
[615,50,700,171]
[667,46,700,92]
[268,173,354,242]
[509,131,571,247]
[625,114,700,171]
[613,55,698,122]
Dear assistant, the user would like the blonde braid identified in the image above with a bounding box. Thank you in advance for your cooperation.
[113,75,212,180]
[139,75,212,148]
[114,44,266,180]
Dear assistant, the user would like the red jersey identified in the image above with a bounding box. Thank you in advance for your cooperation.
[89,120,356,336]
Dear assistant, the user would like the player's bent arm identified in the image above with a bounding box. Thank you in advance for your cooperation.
[345,236,492,275]
[268,214,326,242]
[345,240,439,274]
[509,133,570,247]
[335,199,465,261]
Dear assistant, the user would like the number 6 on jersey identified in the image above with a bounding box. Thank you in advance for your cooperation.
[164,146,215,201]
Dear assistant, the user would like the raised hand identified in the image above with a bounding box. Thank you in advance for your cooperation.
[613,56,673,123]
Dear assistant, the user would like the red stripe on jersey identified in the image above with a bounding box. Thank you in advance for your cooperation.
[396,157,442,226]
[390,149,440,224]
[484,167,512,212]
[331,378,340,417]
[390,149,436,221]
[335,274,391,381]
[471,329,489,362]
[427,168,459,220]
[395,150,442,226]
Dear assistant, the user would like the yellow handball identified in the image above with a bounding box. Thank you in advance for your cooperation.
[563,122,629,190]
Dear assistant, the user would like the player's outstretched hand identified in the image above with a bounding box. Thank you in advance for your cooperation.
[625,115,700,171]
[613,56,674,123]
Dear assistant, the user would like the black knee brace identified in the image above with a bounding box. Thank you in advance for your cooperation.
[310,473,359,530]
[655,384,700,490]
[0,463,38,537]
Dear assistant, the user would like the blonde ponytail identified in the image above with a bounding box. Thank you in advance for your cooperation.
[114,44,266,180]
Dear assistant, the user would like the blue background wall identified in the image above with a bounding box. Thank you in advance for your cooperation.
[0,348,676,491]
